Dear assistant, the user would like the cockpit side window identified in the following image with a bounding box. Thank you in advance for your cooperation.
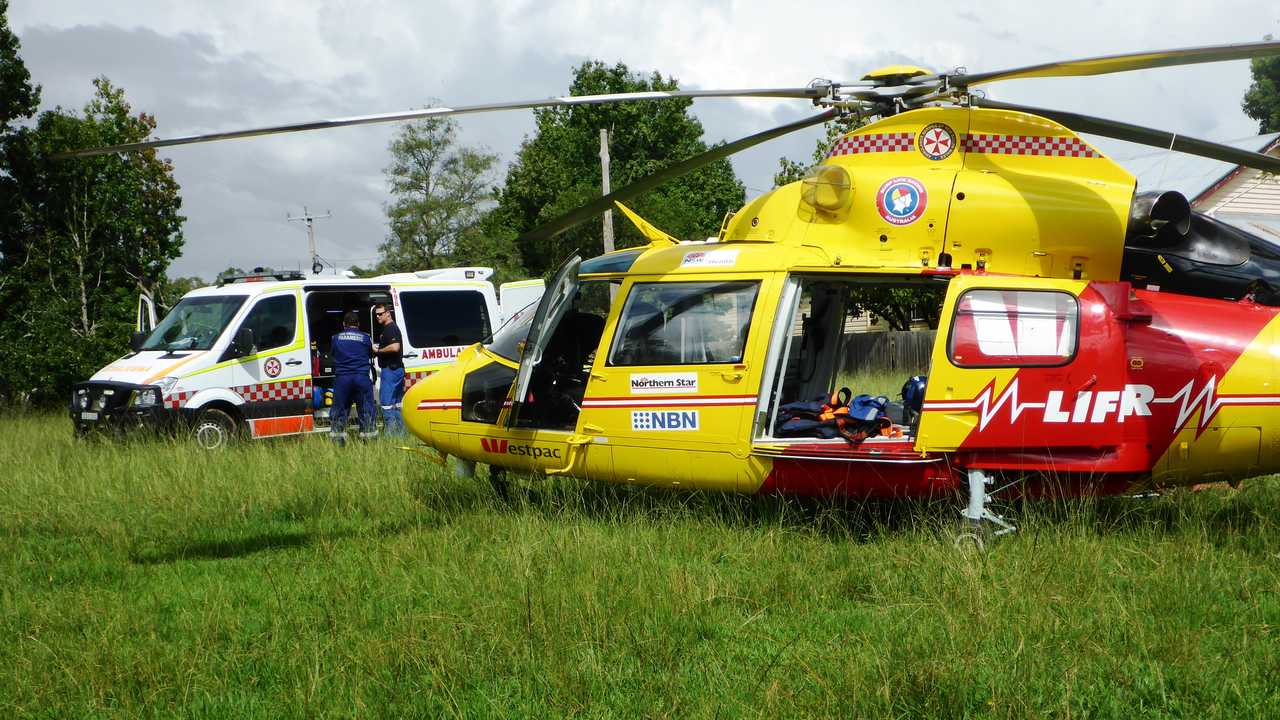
[608,281,760,366]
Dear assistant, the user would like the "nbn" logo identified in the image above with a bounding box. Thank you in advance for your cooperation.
[631,410,699,431]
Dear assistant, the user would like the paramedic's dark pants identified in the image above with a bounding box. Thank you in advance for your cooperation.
[331,373,376,440]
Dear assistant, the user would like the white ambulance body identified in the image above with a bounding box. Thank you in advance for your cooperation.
[71,267,544,447]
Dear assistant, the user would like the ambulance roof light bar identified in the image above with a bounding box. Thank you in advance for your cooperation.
[217,268,307,286]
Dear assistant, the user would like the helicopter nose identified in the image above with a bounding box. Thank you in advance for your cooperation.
[403,370,444,442]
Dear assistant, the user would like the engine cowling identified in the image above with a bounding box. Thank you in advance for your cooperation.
[1126,190,1191,246]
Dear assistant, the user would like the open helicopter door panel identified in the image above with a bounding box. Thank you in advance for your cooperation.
[484,255,615,478]
[506,256,581,429]
[916,273,1180,482]
[749,273,958,497]
[919,273,1276,484]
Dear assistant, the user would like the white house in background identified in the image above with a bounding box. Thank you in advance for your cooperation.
[1124,132,1280,242]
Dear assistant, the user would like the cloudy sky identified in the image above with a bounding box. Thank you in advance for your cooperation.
[11,1,1280,277]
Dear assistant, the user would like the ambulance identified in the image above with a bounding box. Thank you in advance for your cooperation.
[71,267,544,448]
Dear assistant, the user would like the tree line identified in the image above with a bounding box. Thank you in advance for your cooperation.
[2,3,1279,406]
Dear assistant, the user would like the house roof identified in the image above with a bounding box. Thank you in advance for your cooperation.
[1122,132,1280,202]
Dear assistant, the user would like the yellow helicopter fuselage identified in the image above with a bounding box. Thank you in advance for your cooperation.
[403,106,1280,498]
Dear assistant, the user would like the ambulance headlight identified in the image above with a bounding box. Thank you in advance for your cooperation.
[131,388,161,407]
[74,389,89,410]
[140,376,181,406]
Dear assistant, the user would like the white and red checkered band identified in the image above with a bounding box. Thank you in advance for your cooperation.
[404,369,437,390]
[962,134,1101,158]
[826,132,915,157]
[164,391,193,409]
[234,378,312,404]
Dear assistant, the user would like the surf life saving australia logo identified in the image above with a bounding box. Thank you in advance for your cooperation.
[875,176,928,226]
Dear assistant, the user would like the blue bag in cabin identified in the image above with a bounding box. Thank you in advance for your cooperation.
[776,388,890,443]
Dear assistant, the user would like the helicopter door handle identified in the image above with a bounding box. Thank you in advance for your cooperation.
[589,371,609,382]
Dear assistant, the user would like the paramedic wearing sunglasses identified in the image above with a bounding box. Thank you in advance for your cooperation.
[372,303,406,436]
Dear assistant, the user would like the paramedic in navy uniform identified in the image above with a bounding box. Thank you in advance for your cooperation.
[330,310,377,443]
[372,302,406,436]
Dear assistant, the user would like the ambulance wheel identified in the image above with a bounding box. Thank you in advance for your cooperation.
[192,408,238,450]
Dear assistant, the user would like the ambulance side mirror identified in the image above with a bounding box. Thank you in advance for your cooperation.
[129,331,147,352]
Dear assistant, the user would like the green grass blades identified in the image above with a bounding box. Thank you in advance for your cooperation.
[3,412,1280,718]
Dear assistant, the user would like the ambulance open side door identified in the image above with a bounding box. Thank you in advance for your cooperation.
[498,279,547,326]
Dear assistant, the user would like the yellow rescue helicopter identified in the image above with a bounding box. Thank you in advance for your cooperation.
[69,41,1280,538]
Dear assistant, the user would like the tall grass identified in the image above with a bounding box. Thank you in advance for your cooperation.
[3,412,1280,717]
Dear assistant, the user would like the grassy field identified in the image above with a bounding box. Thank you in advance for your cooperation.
[3,412,1280,718]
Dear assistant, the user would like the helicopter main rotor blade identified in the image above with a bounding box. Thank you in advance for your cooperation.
[968,97,1280,175]
[938,40,1280,89]
[54,87,828,159]
[519,109,840,243]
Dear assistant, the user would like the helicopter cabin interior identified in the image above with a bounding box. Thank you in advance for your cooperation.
[753,274,947,450]
[505,280,615,431]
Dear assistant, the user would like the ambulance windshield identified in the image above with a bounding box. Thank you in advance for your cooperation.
[142,295,248,351]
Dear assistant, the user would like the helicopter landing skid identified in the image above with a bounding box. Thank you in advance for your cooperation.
[954,469,1017,551]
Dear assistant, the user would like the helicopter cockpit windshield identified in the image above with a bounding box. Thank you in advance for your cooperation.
[484,299,541,362]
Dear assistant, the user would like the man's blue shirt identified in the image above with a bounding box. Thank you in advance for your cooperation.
[332,329,373,375]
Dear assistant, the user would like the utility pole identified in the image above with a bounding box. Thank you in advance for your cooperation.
[287,206,333,274]
[600,128,614,254]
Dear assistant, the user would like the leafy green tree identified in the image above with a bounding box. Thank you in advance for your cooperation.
[849,287,944,331]
[451,221,527,285]
[378,115,504,274]
[0,78,184,405]
[490,61,746,276]
[1242,37,1280,134]
[0,0,36,134]
[157,274,207,308]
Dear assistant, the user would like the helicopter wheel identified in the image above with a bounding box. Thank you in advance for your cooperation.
[953,528,987,553]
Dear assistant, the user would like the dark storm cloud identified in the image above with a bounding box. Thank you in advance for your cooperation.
[19,24,396,276]
[19,24,355,131]
[16,8,1271,278]
[16,23,637,277]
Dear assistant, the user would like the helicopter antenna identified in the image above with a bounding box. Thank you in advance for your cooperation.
[287,206,333,274]
[1155,132,1178,189]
